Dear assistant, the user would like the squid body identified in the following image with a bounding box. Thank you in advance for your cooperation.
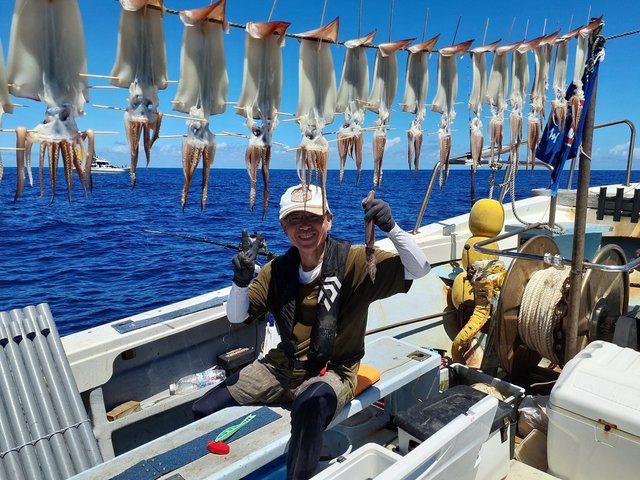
[508,41,531,167]
[431,39,473,188]
[368,38,414,188]
[335,30,376,184]
[527,32,558,170]
[468,39,500,172]
[173,0,228,211]
[295,18,339,210]
[402,35,439,175]
[7,0,90,203]
[111,0,168,188]
[236,20,290,218]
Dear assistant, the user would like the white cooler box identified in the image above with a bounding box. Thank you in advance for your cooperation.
[547,340,640,479]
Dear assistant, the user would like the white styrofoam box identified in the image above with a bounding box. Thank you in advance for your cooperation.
[311,443,400,480]
[547,341,640,479]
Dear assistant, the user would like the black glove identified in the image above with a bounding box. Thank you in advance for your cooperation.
[362,197,396,233]
[232,230,264,287]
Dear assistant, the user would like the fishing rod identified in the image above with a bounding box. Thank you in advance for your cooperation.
[144,229,277,260]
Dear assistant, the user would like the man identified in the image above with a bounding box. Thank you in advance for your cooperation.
[193,184,429,479]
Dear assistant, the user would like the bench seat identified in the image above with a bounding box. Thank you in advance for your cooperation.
[72,336,440,480]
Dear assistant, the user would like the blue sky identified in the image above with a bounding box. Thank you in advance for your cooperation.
[1,0,639,170]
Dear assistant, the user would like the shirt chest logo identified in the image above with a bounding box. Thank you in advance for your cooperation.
[317,276,341,310]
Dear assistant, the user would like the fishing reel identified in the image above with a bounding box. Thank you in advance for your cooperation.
[240,231,276,261]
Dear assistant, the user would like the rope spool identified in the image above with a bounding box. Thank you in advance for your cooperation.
[496,236,629,376]
[518,266,570,364]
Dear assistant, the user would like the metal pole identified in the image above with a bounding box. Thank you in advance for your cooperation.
[565,57,599,362]
[412,162,442,233]
[548,195,557,228]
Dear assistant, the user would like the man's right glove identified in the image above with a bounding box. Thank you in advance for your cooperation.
[232,230,264,287]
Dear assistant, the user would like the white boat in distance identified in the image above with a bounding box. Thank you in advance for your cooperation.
[91,155,130,174]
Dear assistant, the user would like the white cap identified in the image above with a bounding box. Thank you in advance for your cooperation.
[279,184,329,220]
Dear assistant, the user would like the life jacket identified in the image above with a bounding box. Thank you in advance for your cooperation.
[271,236,352,374]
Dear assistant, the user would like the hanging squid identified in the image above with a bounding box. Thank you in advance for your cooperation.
[485,41,517,167]
[508,40,531,167]
[568,18,604,136]
[236,21,289,218]
[401,35,439,175]
[111,0,168,188]
[7,0,90,203]
[549,27,580,133]
[335,30,376,185]
[0,39,13,182]
[295,18,339,210]
[431,39,473,188]
[173,1,228,211]
[367,38,414,188]
[527,31,559,170]
[468,39,500,172]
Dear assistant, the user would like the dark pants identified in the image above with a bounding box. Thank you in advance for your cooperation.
[191,381,337,480]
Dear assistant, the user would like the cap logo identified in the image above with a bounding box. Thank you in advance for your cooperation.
[290,187,312,203]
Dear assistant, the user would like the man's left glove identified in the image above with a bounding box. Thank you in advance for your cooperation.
[363,197,396,233]
[232,230,264,287]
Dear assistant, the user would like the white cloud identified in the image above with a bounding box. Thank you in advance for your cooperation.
[384,136,401,151]
[608,142,640,158]
[110,143,130,154]
[159,143,182,155]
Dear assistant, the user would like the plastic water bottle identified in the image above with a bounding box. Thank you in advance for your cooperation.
[169,366,226,395]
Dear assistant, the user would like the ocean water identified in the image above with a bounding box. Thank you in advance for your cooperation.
[0,166,634,335]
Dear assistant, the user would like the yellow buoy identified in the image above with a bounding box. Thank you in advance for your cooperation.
[468,199,504,237]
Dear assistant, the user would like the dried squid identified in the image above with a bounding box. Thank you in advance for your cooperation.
[368,38,414,188]
[111,0,168,188]
[295,18,339,211]
[431,39,473,188]
[485,42,517,167]
[468,39,500,172]
[173,1,228,211]
[401,35,439,175]
[527,31,558,170]
[568,18,604,136]
[549,28,580,134]
[335,30,376,184]
[364,190,376,282]
[508,40,531,167]
[0,39,13,182]
[236,20,290,218]
[7,0,90,203]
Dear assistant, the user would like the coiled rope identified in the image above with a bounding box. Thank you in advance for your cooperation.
[518,266,570,363]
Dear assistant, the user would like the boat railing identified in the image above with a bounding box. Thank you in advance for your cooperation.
[412,119,637,235]
[411,143,552,234]
[567,119,636,188]
[473,222,640,273]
